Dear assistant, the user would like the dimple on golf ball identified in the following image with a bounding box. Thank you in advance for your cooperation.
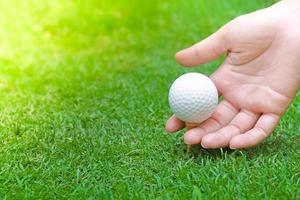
[168,72,218,123]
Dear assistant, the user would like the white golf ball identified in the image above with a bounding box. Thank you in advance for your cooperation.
[168,72,218,123]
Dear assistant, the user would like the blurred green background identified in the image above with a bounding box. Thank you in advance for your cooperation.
[0,0,299,199]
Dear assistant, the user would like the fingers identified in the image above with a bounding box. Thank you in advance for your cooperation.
[201,110,260,148]
[229,113,280,149]
[165,115,185,133]
[183,100,238,144]
[175,27,228,67]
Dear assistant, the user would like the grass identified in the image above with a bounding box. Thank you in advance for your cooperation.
[0,0,299,199]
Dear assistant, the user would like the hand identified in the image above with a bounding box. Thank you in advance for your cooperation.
[165,1,300,149]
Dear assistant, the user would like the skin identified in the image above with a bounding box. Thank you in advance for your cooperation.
[165,0,300,149]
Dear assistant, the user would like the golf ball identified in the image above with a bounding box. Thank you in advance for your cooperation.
[168,72,218,123]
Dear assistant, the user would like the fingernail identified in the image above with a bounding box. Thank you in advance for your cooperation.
[201,142,209,149]
[229,145,236,150]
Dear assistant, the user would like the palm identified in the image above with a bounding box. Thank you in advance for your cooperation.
[217,69,290,116]
[166,1,300,149]
[218,10,299,115]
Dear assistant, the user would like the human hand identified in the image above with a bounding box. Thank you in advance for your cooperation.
[166,0,300,149]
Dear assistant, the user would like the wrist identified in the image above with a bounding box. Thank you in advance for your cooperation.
[272,0,300,24]
[282,0,300,9]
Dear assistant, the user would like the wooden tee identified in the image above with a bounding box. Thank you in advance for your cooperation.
[185,122,198,153]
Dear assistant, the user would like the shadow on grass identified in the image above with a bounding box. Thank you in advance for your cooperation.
[173,134,300,160]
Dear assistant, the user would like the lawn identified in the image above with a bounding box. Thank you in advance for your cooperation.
[0,0,299,199]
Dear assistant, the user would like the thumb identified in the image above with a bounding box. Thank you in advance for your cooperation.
[175,26,228,67]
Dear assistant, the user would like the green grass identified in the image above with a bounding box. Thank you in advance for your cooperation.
[0,0,299,199]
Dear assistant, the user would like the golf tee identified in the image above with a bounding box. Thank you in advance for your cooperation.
[185,122,198,153]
